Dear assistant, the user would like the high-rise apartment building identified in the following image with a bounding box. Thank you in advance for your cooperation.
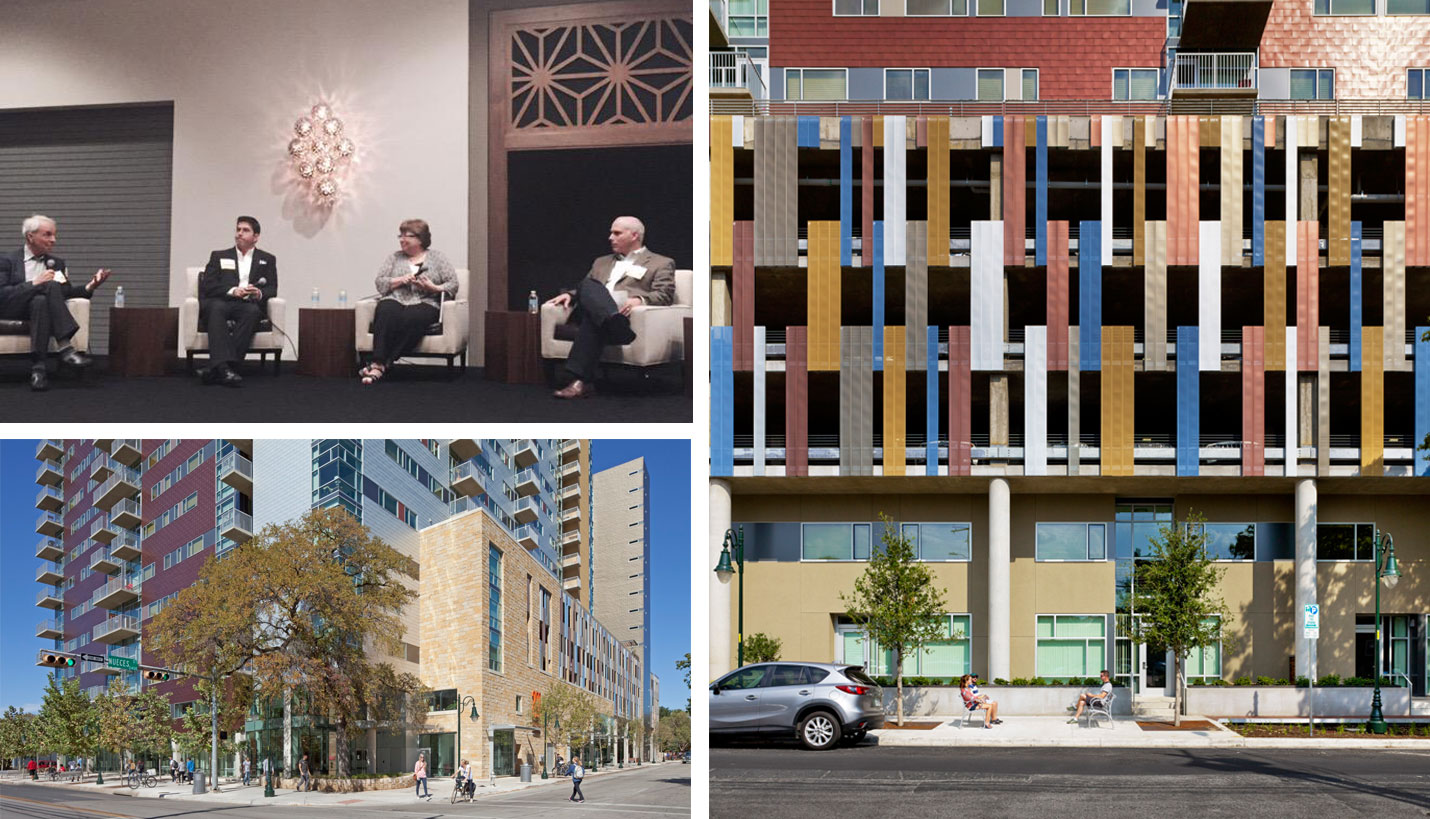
[592,457,654,723]
[707,1,1429,700]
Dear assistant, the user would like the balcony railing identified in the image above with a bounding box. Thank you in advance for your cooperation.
[710,51,767,100]
[710,98,1430,117]
[1172,52,1257,92]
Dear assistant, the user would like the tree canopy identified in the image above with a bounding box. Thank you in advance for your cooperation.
[36,676,95,760]
[535,681,601,759]
[743,633,782,664]
[93,678,173,764]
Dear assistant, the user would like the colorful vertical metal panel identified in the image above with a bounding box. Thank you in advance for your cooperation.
[948,326,972,476]
[1100,326,1135,476]
[926,325,939,476]
[1361,326,1384,476]
[1350,221,1363,372]
[1221,116,1244,266]
[754,116,797,266]
[1047,221,1069,371]
[1284,326,1298,477]
[711,116,733,267]
[1284,116,1298,266]
[883,325,906,475]
[840,326,874,476]
[884,116,907,267]
[1025,325,1048,476]
[807,221,842,372]
[861,117,874,268]
[1328,117,1352,267]
[1036,116,1048,266]
[1176,326,1199,476]
[1383,221,1407,372]
[1252,117,1265,266]
[753,326,766,475]
[971,221,1005,371]
[1101,115,1114,267]
[1133,118,1146,267]
[992,115,1003,148]
[1068,333,1081,473]
[1144,221,1168,372]
[840,116,853,266]
[905,227,928,372]
[797,115,819,148]
[1167,116,1200,266]
[711,325,733,476]
[1296,221,1319,372]
[928,116,950,267]
[785,326,809,477]
[1408,116,1429,268]
[1199,222,1222,372]
[732,220,756,371]
[1317,327,1331,475]
[1264,221,1287,371]
[1416,326,1430,477]
[1241,326,1265,476]
[872,221,885,368]
[1078,220,1101,372]
[1003,116,1026,266]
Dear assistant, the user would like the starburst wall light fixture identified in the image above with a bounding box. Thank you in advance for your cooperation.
[287,101,356,205]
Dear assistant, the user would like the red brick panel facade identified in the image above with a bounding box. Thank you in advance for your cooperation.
[1259,0,1430,98]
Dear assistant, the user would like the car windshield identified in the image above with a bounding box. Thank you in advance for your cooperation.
[842,667,879,687]
[716,665,770,690]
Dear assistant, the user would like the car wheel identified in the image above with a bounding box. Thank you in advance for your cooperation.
[798,711,841,751]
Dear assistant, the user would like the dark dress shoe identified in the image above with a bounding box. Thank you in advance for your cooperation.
[217,367,243,387]
[553,379,595,399]
[59,349,91,368]
[30,368,49,391]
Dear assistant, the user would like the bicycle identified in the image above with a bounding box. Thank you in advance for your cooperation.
[450,774,475,804]
[126,770,157,789]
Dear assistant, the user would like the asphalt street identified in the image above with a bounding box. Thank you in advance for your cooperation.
[0,764,690,818]
[710,745,1430,818]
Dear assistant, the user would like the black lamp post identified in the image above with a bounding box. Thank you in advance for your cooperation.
[455,694,479,778]
[714,527,745,667]
[1368,530,1401,735]
[541,713,558,779]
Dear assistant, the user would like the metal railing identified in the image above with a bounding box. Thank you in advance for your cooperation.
[218,450,253,482]
[710,97,1430,117]
[94,615,140,641]
[35,459,63,482]
[1172,52,1257,92]
[710,51,767,100]
[218,509,253,534]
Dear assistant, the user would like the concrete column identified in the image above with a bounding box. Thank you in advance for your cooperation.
[990,375,1010,446]
[988,478,1011,681]
[1294,478,1318,679]
[710,479,734,679]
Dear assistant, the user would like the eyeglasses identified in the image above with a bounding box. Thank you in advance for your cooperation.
[398,232,419,239]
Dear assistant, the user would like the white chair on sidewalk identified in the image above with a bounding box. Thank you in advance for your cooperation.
[1081,690,1115,729]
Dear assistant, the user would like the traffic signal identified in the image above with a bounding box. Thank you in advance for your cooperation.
[143,670,171,681]
[38,653,75,668]
[219,731,228,741]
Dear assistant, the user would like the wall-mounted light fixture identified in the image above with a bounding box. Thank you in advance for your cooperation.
[287,101,356,204]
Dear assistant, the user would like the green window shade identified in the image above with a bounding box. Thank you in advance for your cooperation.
[1392,641,1408,674]
[978,0,1004,14]
[1022,69,1038,100]
[916,70,931,100]
[802,70,847,100]
[787,71,802,100]
[803,523,851,560]
[1318,70,1334,99]
[1044,0,1058,13]
[953,0,968,11]
[1086,0,1128,12]
[834,0,863,13]
[1332,0,1374,11]
[1037,640,1087,676]
[728,18,761,36]
[977,70,1004,100]
[1129,70,1158,99]
[842,631,866,667]
[1392,617,1408,638]
[921,639,968,677]
[1387,0,1428,10]
[908,0,952,12]
[1114,70,1130,100]
[1060,616,1105,638]
[1036,615,1055,639]
[1070,0,1085,11]
[1037,523,1089,560]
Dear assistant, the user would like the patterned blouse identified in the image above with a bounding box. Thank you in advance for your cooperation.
[375,248,458,307]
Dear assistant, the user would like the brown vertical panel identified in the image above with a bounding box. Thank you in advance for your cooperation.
[990,154,1002,219]
[1200,115,1220,148]
[1047,220,1069,370]
[1264,221,1287,370]
[711,116,733,267]
[778,116,797,266]
[1297,221,1319,371]
[732,221,754,371]
[873,116,884,148]
[807,221,841,371]
[1406,116,1427,268]
[1144,221,1168,371]
[1317,328,1331,475]
[1100,326,1135,476]
[906,227,928,371]
[1328,117,1352,267]
[1133,117,1146,267]
[861,116,874,268]
[1383,221,1407,372]
[1221,116,1244,266]
[927,116,950,267]
[1242,325,1265,475]
[884,325,906,475]
[785,326,809,476]
[948,325,971,475]
[1003,116,1026,266]
[754,116,796,266]
[1361,326,1384,475]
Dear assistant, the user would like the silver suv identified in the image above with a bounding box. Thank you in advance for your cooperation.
[709,662,885,750]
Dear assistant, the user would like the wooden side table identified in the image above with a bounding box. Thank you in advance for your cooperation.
[296,308,356,377]
[108,307,179,376]
[484,310,543,384]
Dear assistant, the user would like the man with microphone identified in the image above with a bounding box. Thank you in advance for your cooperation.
[0,215,111,391]
[197,216,277,386]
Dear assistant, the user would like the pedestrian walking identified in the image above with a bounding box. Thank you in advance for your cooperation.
[186,758,195,783]
[299,754,311,792]
[170,758,177,783]
[242,757,251,787]
[568,755,585,803]
[413,752,429,799]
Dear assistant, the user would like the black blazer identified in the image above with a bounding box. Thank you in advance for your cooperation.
[200,247,278,303]
[0,248,94,305]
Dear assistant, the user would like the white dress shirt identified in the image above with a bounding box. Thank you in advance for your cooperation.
[23,246,46,282]
[606,247,647,300]
[230,247,254,296]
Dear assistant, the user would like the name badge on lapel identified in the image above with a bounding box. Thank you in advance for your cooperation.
[220,258,237,270]
[623,265,648,281]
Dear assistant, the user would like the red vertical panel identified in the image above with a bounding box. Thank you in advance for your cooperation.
[948,325,972,475]
[861,116,874,269]
[732,221,754,371]
[785,326,809,477]
[1187,117,1200,266]
[1241,326,1265,475]
[1166,116,1202,266]
[1003,116,1026,266]
[1297,220,1319,371]
[915,115,928,148]
[1047,220,1069,370]
[1409,116,1429,268]
[1167,117,1180,265]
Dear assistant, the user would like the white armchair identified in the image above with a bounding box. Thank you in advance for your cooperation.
[179,267,287,374]
[355,267,469,377]
[0,297,89,355]
[541,269,692,371]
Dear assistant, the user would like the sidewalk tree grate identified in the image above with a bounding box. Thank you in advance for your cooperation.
[1136,720,1219,731]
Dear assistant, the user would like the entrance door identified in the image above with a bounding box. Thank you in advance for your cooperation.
[1140,643,1169,693]
[493,729,516,777]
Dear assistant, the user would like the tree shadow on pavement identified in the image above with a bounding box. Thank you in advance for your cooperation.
[1171,750,1430,810]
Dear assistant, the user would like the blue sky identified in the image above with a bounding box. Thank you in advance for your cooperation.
[2,439,691,713]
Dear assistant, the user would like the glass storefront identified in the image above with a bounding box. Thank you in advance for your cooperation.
[492,728,515,776]
[417,732,455,778]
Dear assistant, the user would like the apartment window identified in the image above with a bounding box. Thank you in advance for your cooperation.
[1113,501,1174,558]
[1070,0,1129,13]
[900,523,972,561]
[1191,523,1255,561]
[838,614,971,678]
[977,69,1037,101]
[1113,68,1159,100]
[1184,617,1222,680]
[801,522,871,561]
[427,688,457,712]
[886,68,931,100]
[1043,0,1058,14]
[909,0,968,13]
[833,0,878,13]
[1314,0,1374,13]
[1021,69,1039,100]
[976,0,1004,14]
[1316,522,1375,561]
[786,68,847,101]
[1388,0,1430,12]
[1036,615,1106,681]
[1036,523,1108,561]
[1290,68,1335,99]
[488,544,503,673]
[728,0,768,35]
[1410,69,1430,99]
[977,69,1004,101]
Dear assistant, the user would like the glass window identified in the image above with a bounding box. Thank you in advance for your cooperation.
[786,69,847,101]
[1044,0,1058,14]
[767,665,808,687]
[853,524,871,560]
[1114,68,1159,100]
[834,0,879,14]
[1315,0,1375,12]
[1168,0,1182,36]
[488,545,503,673]
[1185,617,1222,680]
[1256,522,1294,560]
[1022,69,1038,101]
[1036,615,1106,680]
[908,0,956,12]
[728,0,769,36]
[921,523,971,561]
[1037,523,1093,560]
[977,0,1004,14]
[427,689,458,712]
[977,69,1004,100]
[1200,524,1255,560]
[803,523,853,560]
[1072,0,1129,11]
[1316,522,1374,560]
[1411,69,1427,99]
[1388,0,1430,10]
[887,69,931,101]
[1088,524,1107,560]
[839,615,971,679]
[1290,69,1334,99]
[718,665,769,689]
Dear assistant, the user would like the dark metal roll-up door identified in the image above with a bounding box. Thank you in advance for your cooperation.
[0,103,173,355]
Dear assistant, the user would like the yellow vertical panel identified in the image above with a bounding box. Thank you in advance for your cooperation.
[1328,117,1351,267]
[1361,327,1384,475]
[1134,118,1146,267]
[990,155,1002,220]
[883,325,906,475]
[807,221,842,371]
[1264,222,1286,370]
[927,117,950,266]
[1200,116,1220,148]
[1101,326,1135,476]
[873,116,884,148]
[1221,116,1244,266]
[711,116,733,267]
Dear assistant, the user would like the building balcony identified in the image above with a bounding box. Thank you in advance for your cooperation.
[109,497,142,531]
[94,465,142,510]
[710,51,767,101]
[93,437,114,451]
[35,485,64,512]
[36,618,62,639]
[35,459,63,487]
[229,439,253,456]
[90,547,123,575]
[110,533,142,562]
[37,588,64,609]
[92,577,140,610]
[449,439,482,462]
[110,439,143,467]
[560,482,579,502]
[36,561,64,585]
[561,552,581,571]
[219,509,253,544]
[710,0,728,46]
[93,614,141,644]
[515,522,541,551]
[36,511,64,537]
[560,460,580,480]
[218,451,253,495]
[90,516,118,544]
[35,439,64,461]
[35,537,63,561]
[562,529,581,549]
[450,461,487,498]
[1171,52,1257,98]
[1177,0,1272,54]
[562,575,580,591]
[449,495,483,517]
[514,467,541,497]
[512,495,540,525]
[561,505,581,531]
[90,455,113,483]
[513,441,540,469]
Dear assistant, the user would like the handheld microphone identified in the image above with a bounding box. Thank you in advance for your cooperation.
[45,257,68,284]
[252,276,268,299]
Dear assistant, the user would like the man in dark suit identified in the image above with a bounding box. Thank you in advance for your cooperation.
[198,216,277,386]
[0,215,111,390]
[545,216,675,399]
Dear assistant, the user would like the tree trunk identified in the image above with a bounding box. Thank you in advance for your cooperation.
[282,688,292,774]
[894,647,905,727]
[334,715,349,779]
[1172,655,1182,728]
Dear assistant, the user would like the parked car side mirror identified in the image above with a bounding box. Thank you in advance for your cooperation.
[710,684,721,695]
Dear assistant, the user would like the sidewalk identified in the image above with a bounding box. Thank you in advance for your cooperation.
[5,761,676,807]
[871,715,1427,749]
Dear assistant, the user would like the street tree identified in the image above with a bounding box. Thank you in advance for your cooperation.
[841,515,950,726]
[0,707,39,769]
[147,507,427,778]
[656,709,690,752]
[743,633,782,663]
[93,679,174,767]
[1130,512,1235,727]
[36,676,96,764]
[536,681,600,760]
[170,676,249,771]
[676,653,691,711]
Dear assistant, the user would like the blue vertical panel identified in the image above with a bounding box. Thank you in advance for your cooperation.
[1252,117,1265,266]
[797,116,819,147]
[1036,116,1048,266]
[1350,221,1363,372]
[711,326,734,476]
[926,325,940,476]
[840,116,852,266]
[991,115,1003,148]
[1176,326,1200,476]
[1079,220,1102,371]
[872,222,885,369]
[1416,326,1430,476]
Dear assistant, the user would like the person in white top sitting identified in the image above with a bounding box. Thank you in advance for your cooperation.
[1069,669,1114,723]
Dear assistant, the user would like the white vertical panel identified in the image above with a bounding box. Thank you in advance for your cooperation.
[1350,115,1362,148]
[732,114,745,148]
[1285,326,1298,477]
[753,325,766,476]
[971,220,1004,371]
[1101,115,1114,266]
[1199,222,1221,371]
[1394,114,1407,147]
[982,115,996,147]
[1024,325,1048,476]
[884,115,907,266]
[1285,115,1298,265]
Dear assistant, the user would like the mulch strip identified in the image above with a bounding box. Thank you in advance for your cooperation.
[880,721,942,731]
[1136,720,1220,731]
[1231,725,1430,739]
